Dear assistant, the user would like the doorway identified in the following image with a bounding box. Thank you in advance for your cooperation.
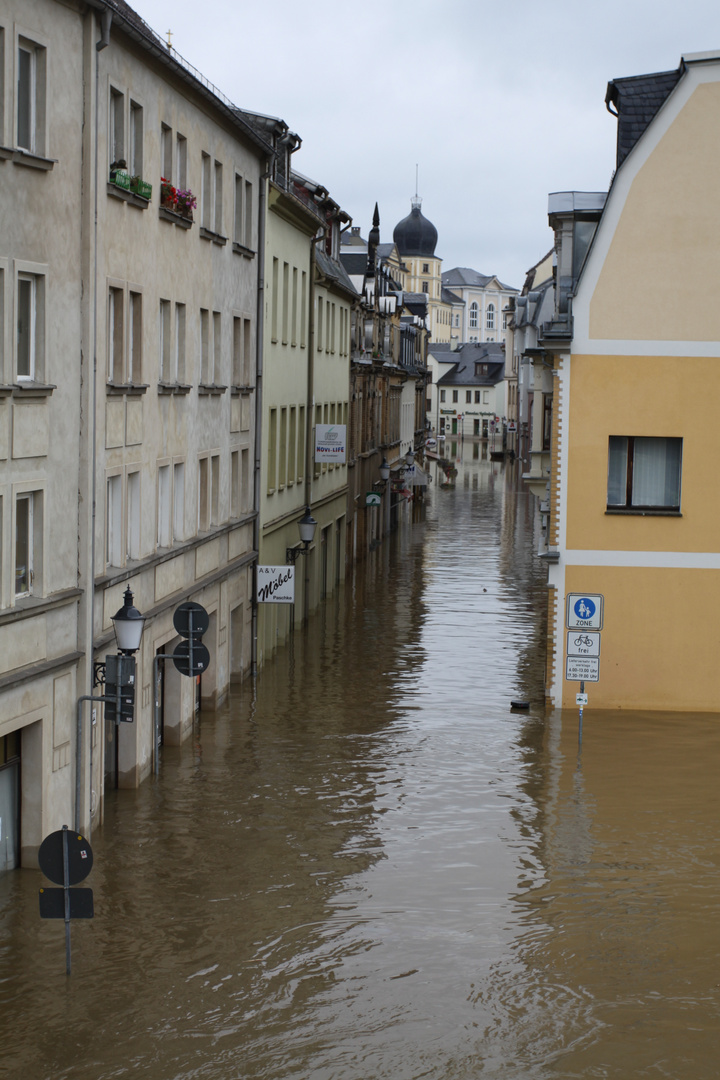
[0,731,21,873]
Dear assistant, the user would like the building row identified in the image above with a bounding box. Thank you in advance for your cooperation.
[0,0,430,871]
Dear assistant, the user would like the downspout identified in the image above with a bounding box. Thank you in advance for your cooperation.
[303,236,319,626]
[76,4,111,837]
[251,159,271,679]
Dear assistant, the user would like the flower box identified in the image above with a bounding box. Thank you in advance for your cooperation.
[130,177,152,200]
[111,170,132,190]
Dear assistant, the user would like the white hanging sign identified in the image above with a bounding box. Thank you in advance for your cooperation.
[315,425,347,463]
[257,565,295,604]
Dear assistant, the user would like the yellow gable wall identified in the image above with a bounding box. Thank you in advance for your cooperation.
[566,354,720,551]
[589,82,720,341]
[563,565,720,710]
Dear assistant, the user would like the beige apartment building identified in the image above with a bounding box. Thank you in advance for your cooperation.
[1,0,269,867]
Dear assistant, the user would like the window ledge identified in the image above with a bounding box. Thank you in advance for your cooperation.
[12,148,56,170]
[232,242,256,258]
[106,382,149,396]
[12,382,56,398]
[198,383,227,396]
[605,508,682,517]
[230,384,255,396]
[0,384,14,398]
[107,183,150,210]
[158,381,192,395]
[199,226,228,246]
[159,207,194,229]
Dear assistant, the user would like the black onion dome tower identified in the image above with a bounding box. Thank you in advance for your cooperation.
[392,195,438,257]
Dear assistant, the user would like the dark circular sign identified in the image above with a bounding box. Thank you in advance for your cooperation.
[173,639,211,677]
[38,829,93,886]
[173,601,209,638]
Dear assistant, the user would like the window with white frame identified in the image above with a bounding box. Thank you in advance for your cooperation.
[213,311,222,383]
[201,152,211,227]
[607,436,682,512]
[17,270,45,381]
[15,491,40,597]
[106,474,122,567]
[173,461,185,541]
[129,100,143,178]
[157,463,171,548]
[109,86,125,168]
[198,455,209,531]
[244,180,253,249]
[159,298,171,381]
[200,307,210,383]
[17,37,47,156]
[469,302,478,329]
[126,470,141,560]
[176,133,187,189]
[108,285,124,382]
[128,290,142,382]
[174,303,186,383]
[211,454,220,525]
[486,303,495,330]
[214,161,223,235]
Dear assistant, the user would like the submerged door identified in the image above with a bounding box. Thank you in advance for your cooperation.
[0,732,21,872]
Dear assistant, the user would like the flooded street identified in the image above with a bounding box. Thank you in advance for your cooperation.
[2,447,720,1079]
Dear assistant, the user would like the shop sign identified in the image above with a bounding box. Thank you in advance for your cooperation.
[257,565,295,604]
[315,425,347,463]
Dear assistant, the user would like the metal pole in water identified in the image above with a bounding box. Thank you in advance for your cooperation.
[62,825,72,976]
[578,679,584,745]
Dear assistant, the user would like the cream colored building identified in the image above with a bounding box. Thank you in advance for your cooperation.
[1,0,268,866]
[442,267,518,347]
[544,52,720,711]
[255,159,356,664]
[393,196,453,343]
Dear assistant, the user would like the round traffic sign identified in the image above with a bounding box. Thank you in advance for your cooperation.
[173,601,209,638]
[38,829,93,886]
[173,639,211,677]
[573,597,596,621]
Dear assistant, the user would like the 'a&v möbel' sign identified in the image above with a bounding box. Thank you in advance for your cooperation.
[257,565,295,604]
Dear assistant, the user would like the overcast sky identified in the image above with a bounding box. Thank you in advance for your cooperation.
[129,0,720,289]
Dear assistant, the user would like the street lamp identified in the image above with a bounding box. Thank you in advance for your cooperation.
[287,506,318,563]
[379,457,390,482]
[405,446,415,468]
[110,586,146,655]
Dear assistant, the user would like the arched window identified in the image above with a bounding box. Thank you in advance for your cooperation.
[469,302,478,329]
[486,303,495,330]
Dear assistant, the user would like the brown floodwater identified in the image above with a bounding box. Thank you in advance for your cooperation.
[2,447,720,1079]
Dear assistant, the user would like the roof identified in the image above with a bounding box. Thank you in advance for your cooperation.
[316,249,358,298]
[442,267,517,292]
[100,1,274,157]
[339,252,368,277]
[605,64,684,167]
[442,287,463,305]
[436,342,506,386]
[393,197,438,257]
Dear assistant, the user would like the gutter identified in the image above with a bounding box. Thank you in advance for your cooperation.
[251,160,271,679]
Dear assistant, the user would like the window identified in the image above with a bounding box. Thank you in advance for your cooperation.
[200,308,210,382]
[109,87,124,167]
[234,173,244,245]
[466,391,472,403]
[15,494,33,595]
[129,101,143,177]
[214,161,223,234]
[231,451,239,518]
[17,37,47,156]
[213,311,221,383]
[475,391,480,404]
[282,263,289,344]
[159,299,171,381]
[440,389,446,402]
[244,180,253,248]
[108,285,124,382]
[106,474,122,567]
[211,454,220,525]
[271,258,279,343]
[201,152,211,227]
[173,462,185,541]
[469,302,478,329]
[128,291,142,382]
[158,464,171,547]
[176,133,187,189]
[267,408,277,492]
[198,456,209,531]
[174,303,186,382]
[15,490,43,596]
[452,390,458,403]
[422,263,429,273]
[241,448,250,513]
[161,123,172,180]
[607,436,682,511]
[422,281,429,294]
[127,470,140,559]
[486,303,495,330]
[17,272,44,380]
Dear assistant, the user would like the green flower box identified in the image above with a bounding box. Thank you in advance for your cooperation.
[131,178,152,200]
[112,170,132,190]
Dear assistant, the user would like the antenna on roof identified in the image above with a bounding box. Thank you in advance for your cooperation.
[412,164,421,211]
[415,163,419,197]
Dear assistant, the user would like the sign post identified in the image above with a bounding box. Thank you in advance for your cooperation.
[38,825,94,975]
[565,593,604,742]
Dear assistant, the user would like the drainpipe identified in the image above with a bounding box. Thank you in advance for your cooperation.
[76,4,112,838]
[304,230,325,624]
[250,160,270,679]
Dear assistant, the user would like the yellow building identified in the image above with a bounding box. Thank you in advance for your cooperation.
[393,196,453,342]
[546,51,720,711]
